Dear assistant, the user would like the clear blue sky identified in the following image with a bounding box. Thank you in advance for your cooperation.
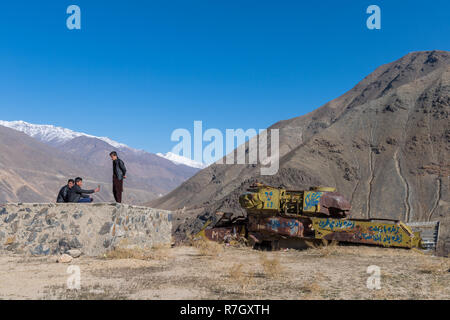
[0,1,449,154]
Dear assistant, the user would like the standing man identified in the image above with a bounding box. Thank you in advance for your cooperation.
[109,151,127,203]
[57,179,75,203]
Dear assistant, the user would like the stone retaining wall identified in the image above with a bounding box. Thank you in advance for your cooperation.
[0,203,172,256]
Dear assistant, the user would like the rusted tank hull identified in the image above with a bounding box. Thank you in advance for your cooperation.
[246,215,422,249]
[197,184,424,250]
[248,216,314,239]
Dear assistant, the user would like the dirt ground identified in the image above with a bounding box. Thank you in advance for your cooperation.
[0,243,448,300]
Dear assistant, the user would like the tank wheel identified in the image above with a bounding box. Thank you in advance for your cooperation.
[305,239,338,248]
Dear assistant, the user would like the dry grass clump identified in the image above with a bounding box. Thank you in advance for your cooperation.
[305,240,339,257]
[314,246,335,257]
[103,245,171,261]
[103,247,153,260]
[300,281,323,299]
[299,272,325,299]
[191,238,224,257]
[228,263,255,293]
[417,255,450,275]
[260,253,283,279]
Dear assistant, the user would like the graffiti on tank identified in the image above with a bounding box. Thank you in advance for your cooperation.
[357,232,403,244]
[357,224,403,244]
[318,218,355,231]
[304,192,323,210]
[265,191,274,208]
[368,225,400,235]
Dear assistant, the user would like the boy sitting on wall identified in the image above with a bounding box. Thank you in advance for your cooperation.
[67,177,100,203]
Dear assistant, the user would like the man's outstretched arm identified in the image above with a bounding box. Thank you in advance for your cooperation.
[78,188,95,194]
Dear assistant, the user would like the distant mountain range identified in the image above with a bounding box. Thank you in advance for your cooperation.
[0,120,205,169]
[0,120,129,149]
[0,120,202,204]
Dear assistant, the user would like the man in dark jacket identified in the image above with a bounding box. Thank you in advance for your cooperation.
[109,151,126,203]
[67,177,100,203]
[56,179,75,203]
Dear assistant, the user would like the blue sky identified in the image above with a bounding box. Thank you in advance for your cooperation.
[0,1,449,155]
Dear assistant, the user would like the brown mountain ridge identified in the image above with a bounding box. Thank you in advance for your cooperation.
[149,50,450,255]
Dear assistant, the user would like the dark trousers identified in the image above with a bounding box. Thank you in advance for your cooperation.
[113,176,123,203]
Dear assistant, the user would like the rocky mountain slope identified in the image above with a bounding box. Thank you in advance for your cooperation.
[149,51,450,254]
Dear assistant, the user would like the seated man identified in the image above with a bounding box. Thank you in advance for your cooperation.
[67,177,100,203]
[56,179,75,203]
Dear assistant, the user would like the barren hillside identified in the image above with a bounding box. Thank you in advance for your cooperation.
[148,51,450,254]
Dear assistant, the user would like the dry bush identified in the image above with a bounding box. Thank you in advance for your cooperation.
[228,263,255,294]
[103,245,171,261]
[299,272,325,299]
[103,247,153,260]
[300,281,323,299]
[260,253,283,279]
[229,263,244,279]
[191,237,224,257]
[417,255,449,275]
[316,246,336,257]
[306,245,336,258]
[304,239,341,257]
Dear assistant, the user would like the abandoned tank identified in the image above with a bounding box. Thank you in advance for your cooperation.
[197,183,424,251]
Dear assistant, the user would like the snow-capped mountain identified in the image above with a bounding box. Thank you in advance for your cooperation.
[0,120,204,204]
[0,120,128,149]
[0,120,205,170]
[157,152,207,169]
